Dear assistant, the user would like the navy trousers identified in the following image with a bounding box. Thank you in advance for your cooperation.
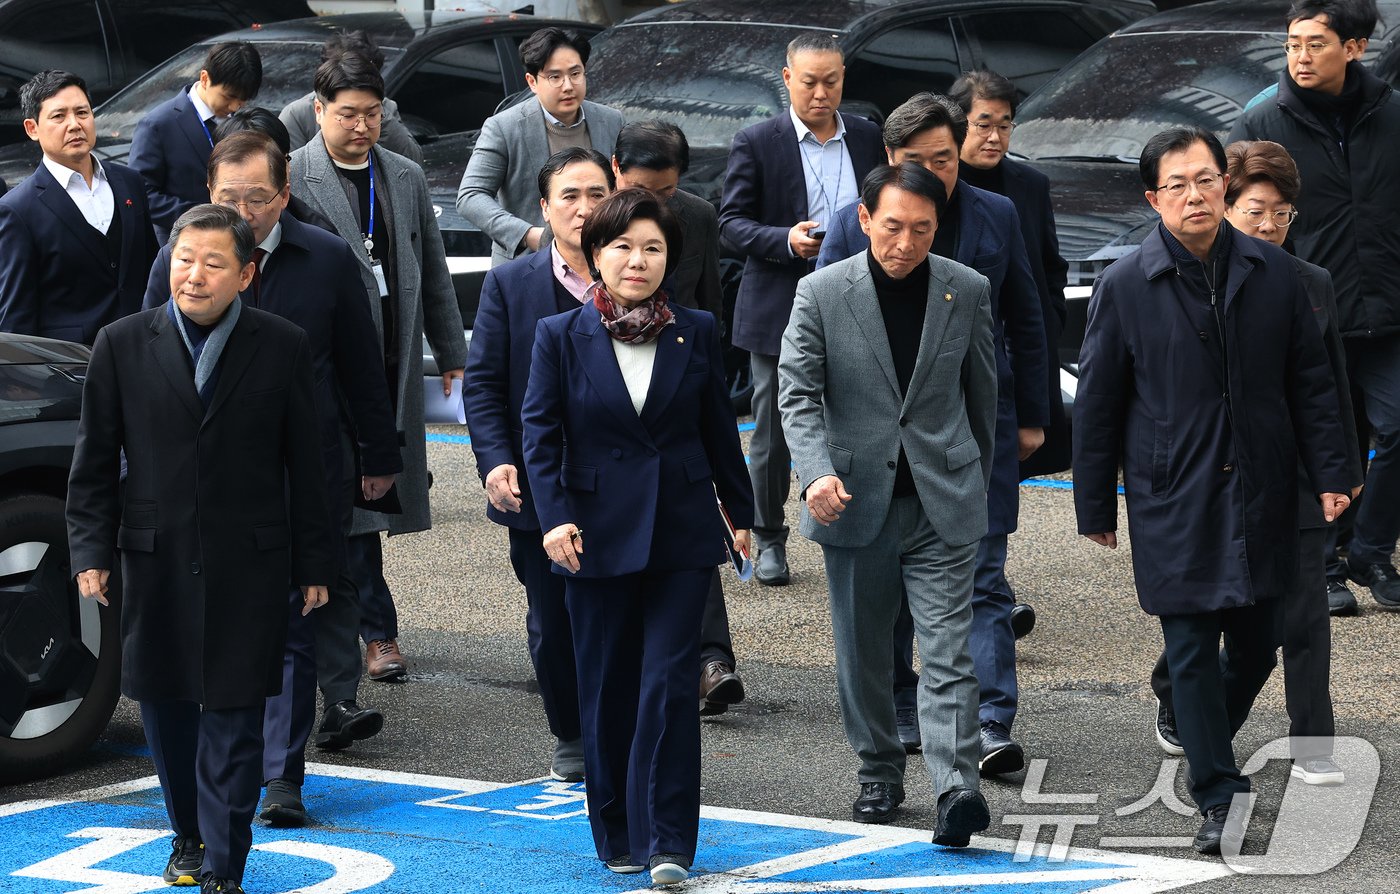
[349,532,399,644]
[262,588,319,786]
[507,526,581,742]
[892,534,1017,728]
[1331,333,1400,568]
[140,699,264,883]
[567,567,710,865]
[1158,599,1280,811]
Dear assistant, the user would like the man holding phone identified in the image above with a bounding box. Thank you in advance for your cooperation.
[719,33,882,587]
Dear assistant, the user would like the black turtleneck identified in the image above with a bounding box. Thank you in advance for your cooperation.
[868,251,930,497]
[959,162,1005,197]
[931,185,962,260]
[1286,60,1367,144]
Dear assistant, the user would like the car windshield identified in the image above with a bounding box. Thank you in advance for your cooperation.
[1014,31,1288,162]
[586,22,823,149]
[94,41,404,144]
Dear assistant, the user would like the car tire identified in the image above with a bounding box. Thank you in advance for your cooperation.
[0,492,122,784]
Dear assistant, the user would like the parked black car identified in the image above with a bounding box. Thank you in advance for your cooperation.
[0,334,110,783]
[1011,0,1400,364]
[0,0,314,145]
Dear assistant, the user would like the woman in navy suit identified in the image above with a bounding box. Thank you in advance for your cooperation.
[522,188,754,885]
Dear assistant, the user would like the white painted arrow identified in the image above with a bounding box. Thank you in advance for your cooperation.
[11,826,171,894]
[252,840,395,894]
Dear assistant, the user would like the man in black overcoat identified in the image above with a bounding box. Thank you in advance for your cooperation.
[67,205,335,894]
[1072,127,1353,858]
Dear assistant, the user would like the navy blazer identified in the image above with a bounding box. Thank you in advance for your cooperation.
[128,86,214,240]
[144,211,402,514]
[815,182,1050,533]
[463,246,567,531]
[521,303,755,578]
[719,111,884,357]
[0,160,158,344]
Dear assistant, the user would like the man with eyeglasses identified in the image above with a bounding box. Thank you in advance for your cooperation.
[1229,0,1400,614]
[457,27,624,267]
[142,129,402,829]
[289,53,468,687]
[1073,126,1353,857]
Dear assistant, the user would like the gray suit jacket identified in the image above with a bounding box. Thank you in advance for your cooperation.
[280,92,424,166]
[289,134,467,536]
[779,253,998,549]
[456,98,625,266]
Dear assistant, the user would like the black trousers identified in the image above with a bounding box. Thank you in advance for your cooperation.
[141,699,264,883]
[700,569,735,667]
[1157,599,1280,811]
[1151,528,1334,758]
[507,526,581,742]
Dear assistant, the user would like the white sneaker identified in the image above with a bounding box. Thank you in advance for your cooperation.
[649,854,689,885]
[1291,757,1345,786]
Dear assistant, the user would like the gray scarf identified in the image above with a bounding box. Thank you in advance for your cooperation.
[168,297,242,399]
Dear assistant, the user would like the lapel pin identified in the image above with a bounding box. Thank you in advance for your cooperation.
[677,336,685,344]
[125,199,133,206]
[944,293,953,302]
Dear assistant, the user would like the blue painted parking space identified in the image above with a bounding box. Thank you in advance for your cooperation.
[2,766,1228,893]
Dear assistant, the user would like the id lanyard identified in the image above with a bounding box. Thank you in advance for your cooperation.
[364,153,376,253]
[192,96,214,148]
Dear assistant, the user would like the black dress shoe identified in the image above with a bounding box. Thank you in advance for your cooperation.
[1347,559,1400,608]
[1154,697,1184,756]
[1327,578,1359,616]
[700,660,745,716]
[896,706,922,754]
[260,779,306,827]
[978,721,1025,775]
[315,700,384,751]
[852,781,904,824]
[931,786,990,847]
[755,543,790,586]
[1194,801,1246,855]
[1010,602,1037,640]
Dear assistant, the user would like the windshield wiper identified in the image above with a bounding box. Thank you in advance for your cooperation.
[1030,154,1139,164]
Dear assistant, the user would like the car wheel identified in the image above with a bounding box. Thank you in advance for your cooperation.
[0,492,121,783]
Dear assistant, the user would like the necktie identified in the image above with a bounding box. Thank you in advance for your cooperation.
[250,248,268,306]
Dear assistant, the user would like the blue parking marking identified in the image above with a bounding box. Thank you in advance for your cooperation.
[1,767,1227,893]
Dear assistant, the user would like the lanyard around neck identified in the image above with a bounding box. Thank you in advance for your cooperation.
[364,152,376,253]
[192,100,214,148]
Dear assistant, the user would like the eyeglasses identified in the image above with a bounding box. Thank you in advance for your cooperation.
[540,67,585,87]
[217,196,275,213]
[332,110,383,130]
[1284,40,1338,55]
[970,121,1016,136]
[1232,207,1298,228]
[1154,173,1223,198]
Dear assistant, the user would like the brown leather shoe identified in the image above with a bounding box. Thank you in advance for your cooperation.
[699,660,744,715]
[366,638,408,682]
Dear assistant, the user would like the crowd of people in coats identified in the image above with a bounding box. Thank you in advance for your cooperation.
[0,0,1392,889]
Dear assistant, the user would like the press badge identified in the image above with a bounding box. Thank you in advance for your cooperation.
[371,261,389,298]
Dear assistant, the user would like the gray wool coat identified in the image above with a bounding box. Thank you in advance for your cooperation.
[289,135,468,535]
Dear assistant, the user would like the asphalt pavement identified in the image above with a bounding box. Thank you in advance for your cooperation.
[4,422,1398,893]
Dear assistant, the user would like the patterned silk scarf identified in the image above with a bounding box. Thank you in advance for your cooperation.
[590,281,675,344]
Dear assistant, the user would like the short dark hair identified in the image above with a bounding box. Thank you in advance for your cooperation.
[786,32,843,65]
[520,27,592,76]
[1286,0,1379,42]
[170,204,256,268]
[860,162,948,220]
[208,131,286,192]
[19,69,89,122]
[581,188,684,280]
[614,120,690,175]
[323,29,386,69]
[883,92,967,150]
[949,69,1018,118]
[202,42,263,100]
[1140,126,1227,190]
[1224,140,1302,205]
[538,146,614,200]
[214,106,291,156]
[314,52,385,103]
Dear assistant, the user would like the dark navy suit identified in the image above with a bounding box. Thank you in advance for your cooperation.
[0,161,157,343]
[816,182,1049,733]
[145,211,401,787]
[463,246,581,743]
[521,302,753,866]
[129,86,215,242]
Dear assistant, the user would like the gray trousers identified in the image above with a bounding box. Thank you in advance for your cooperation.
[748,352,791,546]
[822,495,981,794]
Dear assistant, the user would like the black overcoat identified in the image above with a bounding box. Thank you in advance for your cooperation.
[1073,223,1352,615]
[67,305,335,709]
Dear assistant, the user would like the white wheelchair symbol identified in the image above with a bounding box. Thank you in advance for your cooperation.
[419,779,588,820]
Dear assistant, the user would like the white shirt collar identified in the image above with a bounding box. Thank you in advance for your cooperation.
[188,83,217,124]
[541,99,587,129]
[257,221,283,263]
[789,106,847,145]
[42,154,104,189]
